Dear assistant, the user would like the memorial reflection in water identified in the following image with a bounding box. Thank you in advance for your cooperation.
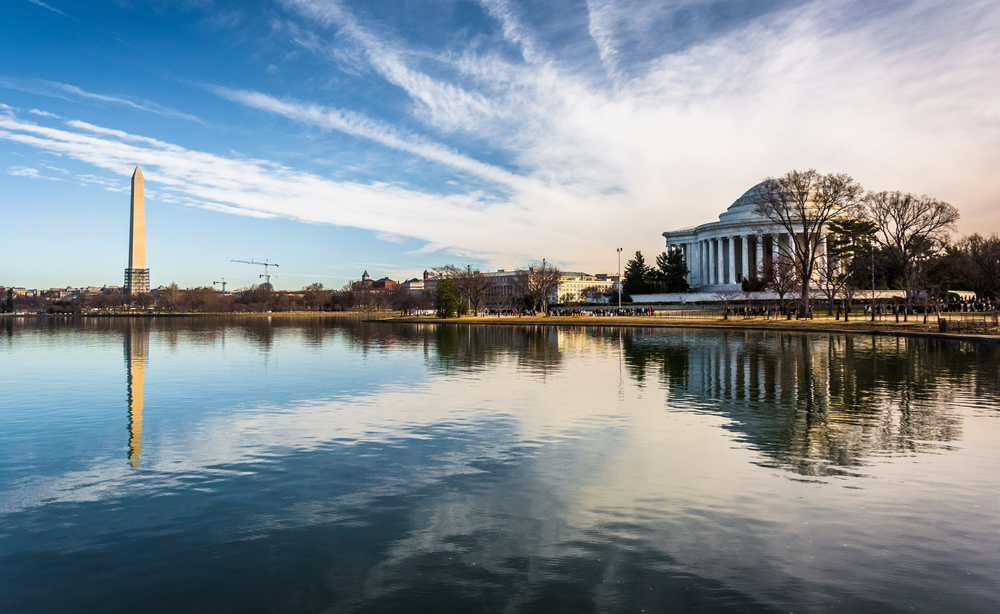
[124,321,149,467]
[619,328,992,475]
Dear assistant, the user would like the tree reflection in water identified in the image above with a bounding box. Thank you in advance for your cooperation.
[618,328,1000,477]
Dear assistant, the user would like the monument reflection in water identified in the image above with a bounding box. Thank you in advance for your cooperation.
[124,321,149,467]
[0,317,998,614]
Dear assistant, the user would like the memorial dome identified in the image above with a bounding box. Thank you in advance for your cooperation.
[728,182,767,212]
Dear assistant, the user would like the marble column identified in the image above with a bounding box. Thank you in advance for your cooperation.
[755,235,764,279]
[773,234,780,266]
[685,244,692,286]
[702,240,708,286]
[741,235,749,284]
[707,239,713,285]
[708,239,719,286]
[729,236,736,284]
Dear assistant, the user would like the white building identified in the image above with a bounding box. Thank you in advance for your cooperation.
[421,268,615,306]
[661,183,835,293]
[556,272,614,302]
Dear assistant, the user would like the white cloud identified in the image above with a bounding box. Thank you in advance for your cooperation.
[375,231,404,244]
[4,0,1000,274]
[8,165,61,180]
[29,108,61,118]
[0,113,555,264]
[0,79,204,124]
[272,0,1000,252]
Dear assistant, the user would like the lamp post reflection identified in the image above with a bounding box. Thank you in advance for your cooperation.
[125,321,149,468]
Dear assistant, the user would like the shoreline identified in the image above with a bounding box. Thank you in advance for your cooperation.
[5,311,998,344]
[369,313,1000,344]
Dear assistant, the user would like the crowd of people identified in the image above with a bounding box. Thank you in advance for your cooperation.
[548,307,657,317]
[476,300,999,320]
[484,308,539,317]
[941,297,1000,312]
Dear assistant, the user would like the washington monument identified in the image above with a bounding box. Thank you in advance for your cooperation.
[124,165,149,294]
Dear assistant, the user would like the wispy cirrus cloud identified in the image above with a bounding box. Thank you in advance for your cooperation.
[280,0,506,133]
[0,78,204,124]
[208,86,529,191]
[25,0,75,20]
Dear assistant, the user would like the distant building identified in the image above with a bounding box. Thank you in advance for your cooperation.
[555,272,614,303]
[353,271,398,291]
[370,277,397,289]
[401,271,430,294]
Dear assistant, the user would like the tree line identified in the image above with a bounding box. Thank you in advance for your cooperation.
[0,261,571,316]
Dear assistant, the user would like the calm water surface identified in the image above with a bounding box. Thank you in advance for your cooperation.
[1,317,999,613]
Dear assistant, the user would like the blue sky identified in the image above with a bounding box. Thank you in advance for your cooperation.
[2,0,998,290]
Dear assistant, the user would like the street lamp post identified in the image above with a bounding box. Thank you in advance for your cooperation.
[871,238,876,322]
[542,259,547,314]
[617,247,623,311]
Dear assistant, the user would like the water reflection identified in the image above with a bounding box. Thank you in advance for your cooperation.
[2,318,1000,613]
[124,321,149,467]
[618,329,1000,476]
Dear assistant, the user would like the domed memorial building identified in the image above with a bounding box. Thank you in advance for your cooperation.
[662,183,835,293]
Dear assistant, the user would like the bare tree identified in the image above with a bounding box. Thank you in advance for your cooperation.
[462,268,498,316]
[714,289,742,320]
[369,288,391,312]
[766,255,799,317]
[303,282,332,311]
[388,284,428,315]
[511,262,562,313]
[352,282,373,311]
[159,282,183,312]
[962,233,1000,299]
[862,192,959,317]
[752,170,864,317]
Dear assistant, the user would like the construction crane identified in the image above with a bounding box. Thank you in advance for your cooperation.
[212,278,245,296]
[232,259,280,286]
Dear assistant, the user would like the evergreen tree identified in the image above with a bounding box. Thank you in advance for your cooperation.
[622,251,652,295]
[435,278,457,318]
[657,250,690,292]
[4,289,13,314]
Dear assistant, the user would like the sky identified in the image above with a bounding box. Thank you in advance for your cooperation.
[2,0,998,291]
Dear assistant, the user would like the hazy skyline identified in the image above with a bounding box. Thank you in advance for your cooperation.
[3,0,998,290]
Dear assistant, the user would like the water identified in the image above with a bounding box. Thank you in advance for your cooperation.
[1,316,998,613]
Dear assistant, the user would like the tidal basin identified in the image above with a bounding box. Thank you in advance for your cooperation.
[1,317,999,613]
